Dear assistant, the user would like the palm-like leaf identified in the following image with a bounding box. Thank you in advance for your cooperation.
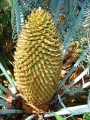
[74,0,90,40]
[11,0,39,42]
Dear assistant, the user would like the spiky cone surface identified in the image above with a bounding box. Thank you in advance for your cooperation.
[14,9,62,113]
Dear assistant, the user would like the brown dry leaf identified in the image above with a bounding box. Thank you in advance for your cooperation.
[76,117,83,120]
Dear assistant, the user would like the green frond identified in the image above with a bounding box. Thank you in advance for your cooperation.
[11,0,39,42]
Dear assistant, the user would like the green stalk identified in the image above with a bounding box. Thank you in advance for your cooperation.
[64,91,89,103]
[0,57,15,81]
[0,57,15,88]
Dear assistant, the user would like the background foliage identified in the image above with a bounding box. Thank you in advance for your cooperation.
[0,0,12,44]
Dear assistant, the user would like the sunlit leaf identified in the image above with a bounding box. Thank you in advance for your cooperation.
[52,112,65,120]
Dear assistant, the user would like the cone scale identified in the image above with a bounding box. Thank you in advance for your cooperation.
[14,9,62,113]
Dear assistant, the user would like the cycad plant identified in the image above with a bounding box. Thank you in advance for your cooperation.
[0,0,90,119]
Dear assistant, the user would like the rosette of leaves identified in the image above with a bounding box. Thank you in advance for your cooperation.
[14,9,62,113]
